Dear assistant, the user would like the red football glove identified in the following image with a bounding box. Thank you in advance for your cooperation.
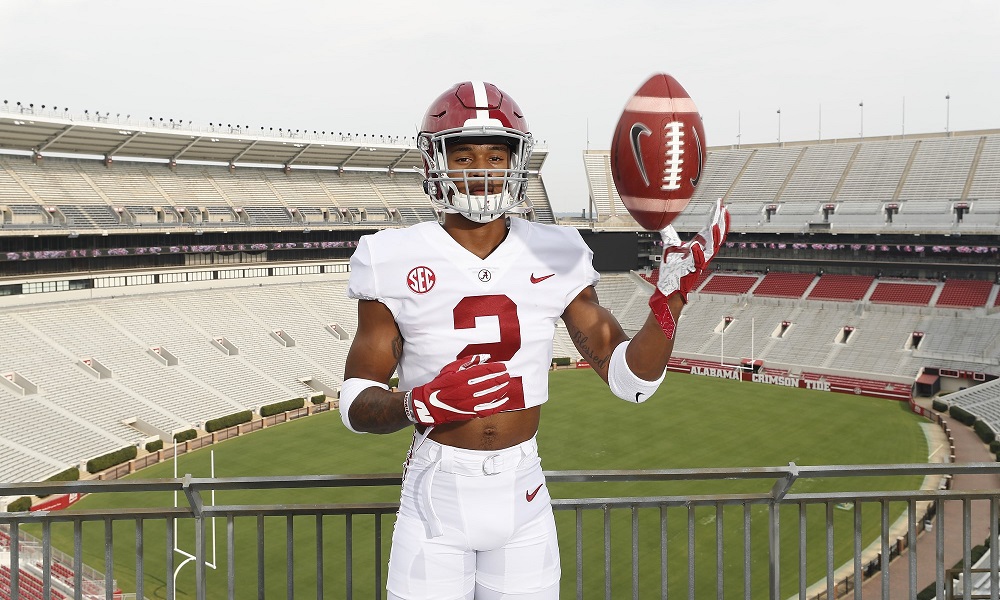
[405,354,510,426]
[649,199,731,339]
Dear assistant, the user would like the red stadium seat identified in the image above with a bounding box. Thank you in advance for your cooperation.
[752,272,816,298]
[699,274,757,295]
[806,275,875,302]
[936,279,993,308]
[869,282,936,306]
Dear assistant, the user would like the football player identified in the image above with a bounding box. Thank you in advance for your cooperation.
[340,80,729,600]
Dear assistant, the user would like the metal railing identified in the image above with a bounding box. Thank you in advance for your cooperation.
[1,462,999,600]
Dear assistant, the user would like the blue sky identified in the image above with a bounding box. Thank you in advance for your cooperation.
[2,0,997,213]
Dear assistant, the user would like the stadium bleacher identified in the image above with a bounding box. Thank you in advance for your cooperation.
[941,378,1000,431]
[836,139,918,205]
[0,108,998,502]
[751,272,816,298]
[698,273,759,295]
[584,130,1000,235]
[807,275,875,301]
[915,315,1000,362]
[726,147,802,205]
[869,281,937,306]
[779,143,858,203]
[0,264,992,486]
[969,136,1000,205]
[897,137,980,203]
[936,278,994,308]
[688,149,753,205]
[0,155,554,234]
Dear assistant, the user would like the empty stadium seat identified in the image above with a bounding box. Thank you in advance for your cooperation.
[699,274,759,295]
[935,279,994,308]
[0,156,556,232]
[751,272,815,298]
[868,282,937,306]
[807,275,874,301]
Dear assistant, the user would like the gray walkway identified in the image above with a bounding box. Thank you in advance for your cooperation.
[860,405,1000,599]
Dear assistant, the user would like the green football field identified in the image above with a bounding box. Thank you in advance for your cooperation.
[41,368,929,599]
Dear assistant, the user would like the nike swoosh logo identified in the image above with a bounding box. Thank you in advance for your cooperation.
[690,126,703,187]
[635,392,644,402]
[427,390,474,415]
[530,273,555,284]
[629,122,652,187]
[526,483,543,502]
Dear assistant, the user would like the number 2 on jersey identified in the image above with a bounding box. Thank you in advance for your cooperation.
[453,295,526,410]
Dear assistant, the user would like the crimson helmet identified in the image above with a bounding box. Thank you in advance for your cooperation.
[417,81,534,223]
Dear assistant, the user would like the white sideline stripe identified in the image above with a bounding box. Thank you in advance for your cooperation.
[625,96,698,114]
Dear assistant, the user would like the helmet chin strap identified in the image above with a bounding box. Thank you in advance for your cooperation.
[445,188,513,223]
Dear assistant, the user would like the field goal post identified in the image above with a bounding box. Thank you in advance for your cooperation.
[172,445,218,598]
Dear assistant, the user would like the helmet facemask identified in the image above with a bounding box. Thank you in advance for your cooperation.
[419,126,534,223]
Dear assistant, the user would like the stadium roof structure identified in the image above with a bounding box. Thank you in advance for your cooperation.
[0,110,549,172]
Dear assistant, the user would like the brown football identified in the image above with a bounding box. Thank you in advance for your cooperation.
[610,73,706,230]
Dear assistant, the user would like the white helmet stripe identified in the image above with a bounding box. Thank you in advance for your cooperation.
[471,80,490,122]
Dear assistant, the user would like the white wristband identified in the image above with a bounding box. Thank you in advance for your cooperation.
[608,339,665,403]
[339,378,389,433]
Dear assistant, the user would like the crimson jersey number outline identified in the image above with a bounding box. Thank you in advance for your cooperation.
[453,294,526,410]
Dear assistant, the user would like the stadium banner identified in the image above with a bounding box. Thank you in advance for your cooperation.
[670,360,911,401]
[722,241,998,255]
[3,240,359,262]
[30,493,83,512]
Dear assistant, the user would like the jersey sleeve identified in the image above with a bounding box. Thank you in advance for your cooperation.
[564,227,601,307]
[347,235,379,301]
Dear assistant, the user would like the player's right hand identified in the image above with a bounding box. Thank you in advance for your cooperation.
[649,199,730,338]
[406,354,510,426]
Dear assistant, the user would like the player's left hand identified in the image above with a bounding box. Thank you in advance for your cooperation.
[406,354,510,426]
[649,199,730,338]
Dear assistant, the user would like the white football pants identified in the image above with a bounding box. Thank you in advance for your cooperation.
[386,435,561,600]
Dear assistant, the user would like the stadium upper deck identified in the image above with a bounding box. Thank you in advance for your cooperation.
[585,129,1000,235]
[0,105,555,236]
[1,101,998,284]
[0,104,549,170]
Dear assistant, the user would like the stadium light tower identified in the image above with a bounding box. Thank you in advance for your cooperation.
[858,101,864,138]
[945,93,951,134]
[736,110,742,148]
[776,108,781,144]
[818,103,822,140]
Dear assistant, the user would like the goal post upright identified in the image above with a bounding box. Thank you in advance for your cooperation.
[172,446,219,599]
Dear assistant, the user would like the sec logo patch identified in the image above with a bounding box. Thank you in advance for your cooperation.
[407,266,436,294]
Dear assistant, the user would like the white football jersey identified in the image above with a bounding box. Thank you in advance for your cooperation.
[348,218,599,410]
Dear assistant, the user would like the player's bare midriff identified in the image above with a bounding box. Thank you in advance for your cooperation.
[427,405,541,451]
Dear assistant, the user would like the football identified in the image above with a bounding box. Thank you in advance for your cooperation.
[610,73,706,230]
